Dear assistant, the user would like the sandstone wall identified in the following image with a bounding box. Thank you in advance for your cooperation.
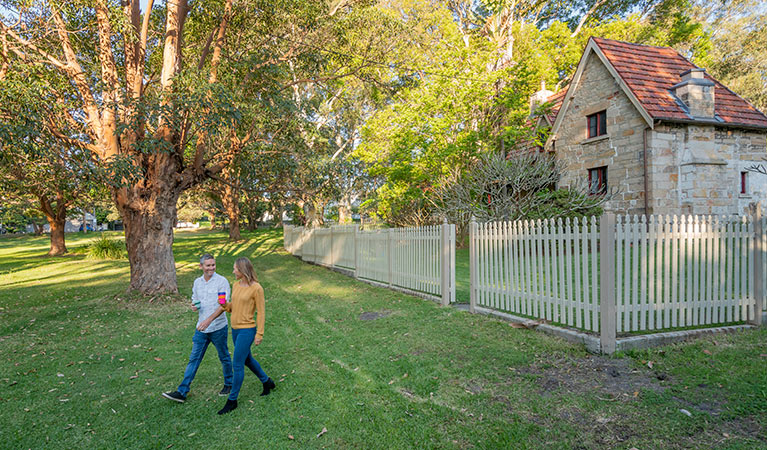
[648,124,767,216]
[553,52,648,215]
[553,52,767,217]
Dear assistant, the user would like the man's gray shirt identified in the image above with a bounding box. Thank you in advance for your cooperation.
[191,272,230,333]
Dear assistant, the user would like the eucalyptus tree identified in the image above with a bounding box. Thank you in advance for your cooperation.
[0,68,104,255]
[693,0,767,111]
[0,0,390,294]
[0,0,243,291]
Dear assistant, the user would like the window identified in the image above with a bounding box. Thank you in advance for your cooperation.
[588,166,608,195]
[741,171,748,195]
[587,110,607,138]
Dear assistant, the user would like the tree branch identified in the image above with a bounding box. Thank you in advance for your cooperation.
[0,22,68,71]
[571,0,607,38]
[208,0,233,83]
[50,8,104,150]
[94,1,121,158]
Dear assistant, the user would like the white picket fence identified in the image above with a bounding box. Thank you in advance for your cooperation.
[470,214,765,352]
[471,217,601,331]
[284,223,456,305]
[613,215,756,332]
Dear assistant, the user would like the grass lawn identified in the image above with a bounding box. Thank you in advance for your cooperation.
[1,229,766,448]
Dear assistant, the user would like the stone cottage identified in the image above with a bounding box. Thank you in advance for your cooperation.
[536,37,767,216]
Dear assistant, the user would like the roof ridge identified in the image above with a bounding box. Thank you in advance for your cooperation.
[548,37,767,129]
[590,36,683,52]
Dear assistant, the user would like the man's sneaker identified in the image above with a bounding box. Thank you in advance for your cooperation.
[162,391,186,403]
[219,385,232,397]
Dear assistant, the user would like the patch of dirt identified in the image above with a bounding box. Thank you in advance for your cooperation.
[516,354,668,398]
[718,416,766,441]
[465,383,482,395]
[677,415,767,447]
[359,310,392,321]
[672,395,725,416]
[112,292,186,311]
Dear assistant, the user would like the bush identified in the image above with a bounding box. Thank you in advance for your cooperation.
[525,189,604,221]
[87,234,126,260]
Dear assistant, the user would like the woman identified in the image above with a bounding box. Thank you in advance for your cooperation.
[197,257,275,415]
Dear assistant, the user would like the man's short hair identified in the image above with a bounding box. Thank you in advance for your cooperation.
[200,253,215,264]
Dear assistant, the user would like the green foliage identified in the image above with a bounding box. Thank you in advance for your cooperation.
[526,189,604,221]
[356,1,723,226]
[696,0,767,111]
[86,234,126,260]
[0,198,31,233]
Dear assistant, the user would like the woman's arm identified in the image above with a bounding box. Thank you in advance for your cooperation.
[254,285,265,344]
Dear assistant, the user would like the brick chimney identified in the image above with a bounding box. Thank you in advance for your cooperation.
[529,80,554,116]
[673,68,715,118]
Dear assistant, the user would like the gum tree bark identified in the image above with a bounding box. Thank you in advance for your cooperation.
[1,0,236,293]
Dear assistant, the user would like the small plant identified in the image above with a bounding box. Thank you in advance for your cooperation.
[87,234,126,260]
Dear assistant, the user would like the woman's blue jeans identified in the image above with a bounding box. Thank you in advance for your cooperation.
[177,326,233,396]
[230,327,269,401]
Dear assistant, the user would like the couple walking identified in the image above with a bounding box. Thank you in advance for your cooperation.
[162,254,276,415]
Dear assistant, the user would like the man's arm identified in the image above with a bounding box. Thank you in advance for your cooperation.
[191,279,201,311]
[197,306,226,331]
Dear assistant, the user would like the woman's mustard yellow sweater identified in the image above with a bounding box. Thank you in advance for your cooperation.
[222,281,265,338]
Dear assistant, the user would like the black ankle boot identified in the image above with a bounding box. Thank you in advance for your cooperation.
[261,378,276,396]
[217,399,237,415]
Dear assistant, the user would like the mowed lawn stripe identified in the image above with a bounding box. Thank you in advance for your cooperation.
[0,228,765,448]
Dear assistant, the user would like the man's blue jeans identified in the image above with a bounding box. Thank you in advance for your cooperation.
[177,326,233,396]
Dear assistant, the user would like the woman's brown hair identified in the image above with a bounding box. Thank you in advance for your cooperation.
[234,257,258,285]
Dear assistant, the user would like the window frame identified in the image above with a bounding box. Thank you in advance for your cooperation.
[741,171,748,195]
[588,166,608,195]
[587,110,607,139]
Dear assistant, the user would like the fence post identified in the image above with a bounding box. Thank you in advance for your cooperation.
[600,213,617,354]
[330,226,335,268]
[353,225,359,279]
[469,216,477,314]
[387,228,393,287]
[450,223,456,304]
[751,203,764,326]
[312,227,317,264]
[441,218,450,306]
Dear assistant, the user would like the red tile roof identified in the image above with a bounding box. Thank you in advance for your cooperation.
[549,37,767,129]
[544,89,566,125]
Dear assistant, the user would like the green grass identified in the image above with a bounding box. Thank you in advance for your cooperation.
[1,229,766,448]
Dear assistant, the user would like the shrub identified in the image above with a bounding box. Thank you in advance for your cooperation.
[525,189,604,221]
[87,234,126,260]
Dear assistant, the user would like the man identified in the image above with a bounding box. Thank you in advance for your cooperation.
[162,254,233,403]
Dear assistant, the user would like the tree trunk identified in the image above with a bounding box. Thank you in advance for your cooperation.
[303,201,321,228]
[209,210,217,229]
[228,215,241,240]
[38,193,69,256]
[271,202,283,228]
[47,217,67,256]
[246,212,257,231]
[338,193,352,224]
[221,177,241,240]
[117,182,180,295]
